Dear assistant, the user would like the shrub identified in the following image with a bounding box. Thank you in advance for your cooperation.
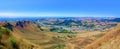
[0,29,3,36]
[9,37,16,45]
[8,37,18,49]
[54,44,65,49]
[0,28,10,35]
[0,28,10,36]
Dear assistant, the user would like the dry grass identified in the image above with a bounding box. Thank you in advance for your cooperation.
[83,23,120,49]
[2,22,118,49]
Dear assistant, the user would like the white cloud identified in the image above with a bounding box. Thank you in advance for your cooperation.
[0,13,16,16]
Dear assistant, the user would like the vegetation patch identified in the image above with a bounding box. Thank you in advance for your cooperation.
[37,25,44,31]
[50,27,60,32]
[54,44,65,49]
[50,27,75,34]
[58,30,74,34]
[0,28,10,35]
[8,37,18,49]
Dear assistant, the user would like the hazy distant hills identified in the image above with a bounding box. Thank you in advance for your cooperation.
[0,17,120,22]
[109,18,120,22]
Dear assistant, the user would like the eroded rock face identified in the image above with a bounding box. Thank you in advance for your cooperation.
[0,21,31,31]
[16,21,24,28]
[0,22,13,31]
[3,23,13,31]
[15,21,31,28]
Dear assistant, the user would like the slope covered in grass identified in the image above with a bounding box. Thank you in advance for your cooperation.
[83,23,120,49]
[0,22,43,49]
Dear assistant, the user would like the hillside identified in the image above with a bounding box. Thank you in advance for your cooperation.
[0,21,70,49]
[12,21,66,49]
[0,22,43,49]
[83,23,120,49]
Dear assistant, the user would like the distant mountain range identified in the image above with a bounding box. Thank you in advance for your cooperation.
[109,18,120,22]
[0,17,120,22]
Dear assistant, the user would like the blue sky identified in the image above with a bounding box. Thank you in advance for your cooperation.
[0,0,120,17]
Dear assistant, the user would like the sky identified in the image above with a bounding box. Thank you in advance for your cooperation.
[0,0,120,17]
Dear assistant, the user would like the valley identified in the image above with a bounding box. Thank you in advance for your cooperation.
[0,17,120,49]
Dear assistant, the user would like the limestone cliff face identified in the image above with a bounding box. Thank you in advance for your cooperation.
[83,23,120,49]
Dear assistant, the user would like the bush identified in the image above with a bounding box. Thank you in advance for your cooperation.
[9,37,16,45]
[54,44,65,49]
[8,37,18,49]
[0,28,10,35]
[0,29,3,36]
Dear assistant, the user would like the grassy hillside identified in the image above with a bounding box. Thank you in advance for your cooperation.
[0,22,16,49]
[83,23,120,49]
[0,22,43,49]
